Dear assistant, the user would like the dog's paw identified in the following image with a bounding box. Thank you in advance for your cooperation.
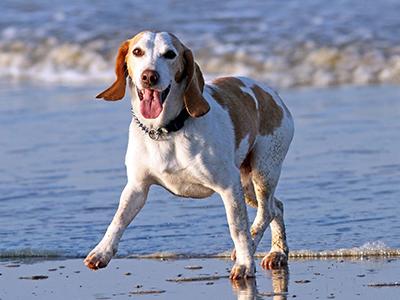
[84,249,113,270]
[230,262,255,280]
[261,251,287,270]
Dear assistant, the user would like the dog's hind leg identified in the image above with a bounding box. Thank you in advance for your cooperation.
[261,196,288,269]
[232,170,288,270]
[250,167,288,269]
[246,135,289,269]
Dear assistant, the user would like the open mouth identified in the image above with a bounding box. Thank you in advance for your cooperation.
[137,85,171,104]
[136,85,171,119]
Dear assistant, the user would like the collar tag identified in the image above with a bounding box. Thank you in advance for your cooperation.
[148,128,168,140]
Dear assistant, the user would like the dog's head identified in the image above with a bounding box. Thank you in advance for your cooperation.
[96,31,209,120]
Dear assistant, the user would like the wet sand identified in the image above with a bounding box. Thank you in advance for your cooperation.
[1,258,399,299]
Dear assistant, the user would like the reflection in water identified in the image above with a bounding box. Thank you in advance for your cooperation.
[270,267,289,300]
[231,266,289,300]
[231,278,258,299]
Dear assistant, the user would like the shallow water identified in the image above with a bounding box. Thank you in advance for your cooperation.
[0,84,399,258]
[2,258,400,300]
[1,0,400,86]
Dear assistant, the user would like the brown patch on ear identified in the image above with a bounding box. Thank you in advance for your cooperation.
[181,49,210,117]
[251,85,283,135]
[96,41,130,101]
[211,77,258,149]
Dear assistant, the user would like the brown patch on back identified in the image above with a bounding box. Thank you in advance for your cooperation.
[211,77,258,148]
[251,85,283,135]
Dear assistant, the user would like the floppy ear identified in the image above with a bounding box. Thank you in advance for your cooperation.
[181,49,210,117]
[96,41,129,101]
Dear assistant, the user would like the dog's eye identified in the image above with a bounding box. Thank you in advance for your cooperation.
[132,48,144,57]
[163,50,176,59]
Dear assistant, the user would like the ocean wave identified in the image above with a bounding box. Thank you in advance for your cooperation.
[0,38,111,84]
[129,242,400,259]
[287,241,400,259]
[1,0,400,87]
[0,37,400,88]
[0,248,64,258]
[2,242,398,260]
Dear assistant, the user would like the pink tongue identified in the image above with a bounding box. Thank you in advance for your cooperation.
[140,89,163,119]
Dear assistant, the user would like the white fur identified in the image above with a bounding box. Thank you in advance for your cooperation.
[84,32,294,279]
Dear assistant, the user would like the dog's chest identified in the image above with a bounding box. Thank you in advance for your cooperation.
[145,140,183,173]
[130,136,214,198]
[158,170,214,198]
[153,150,214,198]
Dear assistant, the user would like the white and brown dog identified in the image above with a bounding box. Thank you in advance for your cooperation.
[84,31,294,279]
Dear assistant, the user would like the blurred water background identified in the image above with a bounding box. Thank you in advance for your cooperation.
[0,0,399,258]
[1,0,400,87]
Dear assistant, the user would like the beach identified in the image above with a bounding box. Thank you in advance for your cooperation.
[1,257,400,299]
[1,1,400,299]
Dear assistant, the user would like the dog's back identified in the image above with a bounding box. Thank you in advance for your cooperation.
[208,76,294,165]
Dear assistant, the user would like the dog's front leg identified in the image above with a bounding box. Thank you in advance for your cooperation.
[84,182,149,270]
[219,178,255,279]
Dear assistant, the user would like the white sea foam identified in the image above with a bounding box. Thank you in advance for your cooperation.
[126,242,400,260]
[0,39,112,84]
[287,241,400,259]
[1,39,400,88]
[2,242,398,259]
[0,248,63,258]
[0,0,399,87]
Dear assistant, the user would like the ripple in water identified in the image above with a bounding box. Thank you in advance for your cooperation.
[0,84,399,257]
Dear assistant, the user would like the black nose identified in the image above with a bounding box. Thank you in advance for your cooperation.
[141,69,159,87]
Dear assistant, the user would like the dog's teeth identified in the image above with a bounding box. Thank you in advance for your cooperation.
[137,88,144,100]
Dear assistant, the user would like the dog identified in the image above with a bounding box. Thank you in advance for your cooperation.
[84,31,294,279]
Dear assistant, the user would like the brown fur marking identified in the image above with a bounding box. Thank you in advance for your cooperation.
[126,31,146,78]
[240,150,258,208]
[169,33,187,83]
[181,49,209,117]
[251,85,283,135]
[96,41,130,101]
[169,33,209,117]
[211,77,258,148]
[96,32,146,101]
[240,150,253,174]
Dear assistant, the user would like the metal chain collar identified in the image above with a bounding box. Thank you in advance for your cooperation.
[131,109,168,141]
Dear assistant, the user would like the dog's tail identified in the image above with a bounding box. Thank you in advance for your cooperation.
[245,195,258,208]
[244,195,284,210]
